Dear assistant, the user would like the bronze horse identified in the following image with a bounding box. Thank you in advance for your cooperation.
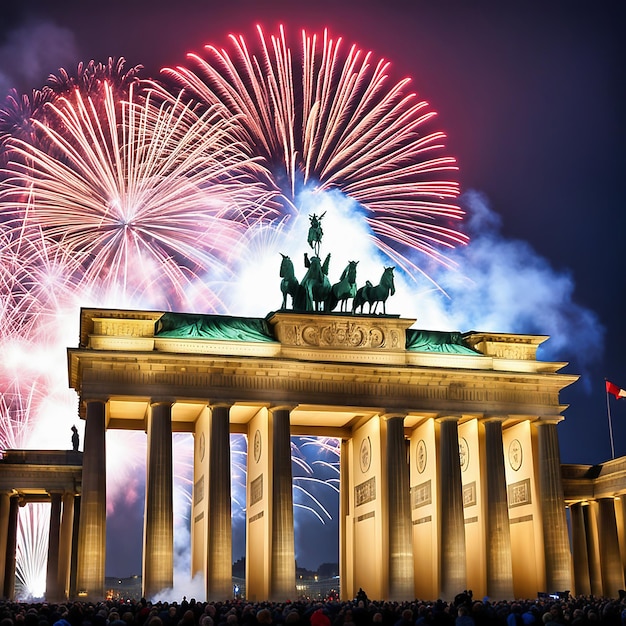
[352,267,395,314]
[329,260,358,312]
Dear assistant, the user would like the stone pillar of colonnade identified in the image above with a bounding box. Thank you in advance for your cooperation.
[597,497,625,597]
[46,492,62,601]
[582,501,603,596]
[438,416,466,600]
[619,495,626,581]
[76,399,106,600]
[1,494,18,599]
[69,496,81,599]
[0,492,10,596]
[245,405,296,602]
[535,419,572,594]
[384,414,414,600]
[482,418,514,599]
[269,406,296,601]
[58,493,75,600]
[143,399,174,599]
[570,502,591,596]
[339,439,352,601]
[207,403,233,600]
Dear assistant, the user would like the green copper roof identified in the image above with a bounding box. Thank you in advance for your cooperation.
[155,313,275,342]
[155,312,478,354]
[405,329,479,354]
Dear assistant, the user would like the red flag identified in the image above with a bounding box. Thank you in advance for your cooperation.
[606,380,626,400]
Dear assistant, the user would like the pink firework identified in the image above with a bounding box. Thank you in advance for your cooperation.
[0,81,272,307]
[164,25,468,275]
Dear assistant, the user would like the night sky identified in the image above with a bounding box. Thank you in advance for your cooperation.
[1,0,625,580]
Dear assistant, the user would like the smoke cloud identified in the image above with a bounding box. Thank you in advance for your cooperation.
[0,19,78,97]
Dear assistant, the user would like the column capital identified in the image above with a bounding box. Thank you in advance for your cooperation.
[269,404,297,413]
[150,397,175,407]
[82,396,108,406]
[436,414,461,423]
[534,415,564,426]
[209,401,234,410]
[479,415,507,424]
[381,411,407,421]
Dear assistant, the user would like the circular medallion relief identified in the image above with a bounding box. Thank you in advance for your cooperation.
[199,432,206,462]
[253,429,262,463]
[359,436,372,473]
[416,439,427,474]
[459,437,470,472]
[508,438,523,471]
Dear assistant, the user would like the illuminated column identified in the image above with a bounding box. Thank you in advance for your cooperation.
[339,439,352,601]
[0,492,10,594]
[46,492,62,601]
[583,501,602,596]
[385,414,414,599]
[2,495,18,599]
[76,399,106,600]
[143,399,174,599]
[598,498,625,597]
[270,405,296,601]
[570,503,591,596]
[536,419,572,592]
[58,493,75,600]
[483,418,514,599]
[620,495,626,577]
[207,403,232,600]
[438,416,466,599]
[69,496,80,599]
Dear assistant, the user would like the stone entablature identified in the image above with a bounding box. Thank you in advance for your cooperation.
[0,449,83,498]
[563,458,626,503]
[68,307,577,422]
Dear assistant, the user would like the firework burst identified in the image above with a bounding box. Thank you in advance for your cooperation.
[164,25,468,277]
[0,82,276,307]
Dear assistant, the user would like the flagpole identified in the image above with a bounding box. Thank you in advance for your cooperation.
[606,386,616,459]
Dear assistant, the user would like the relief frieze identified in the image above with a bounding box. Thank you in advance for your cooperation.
[277,320,400,350]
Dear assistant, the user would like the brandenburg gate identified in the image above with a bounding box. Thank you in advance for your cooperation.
[66,306,578,602]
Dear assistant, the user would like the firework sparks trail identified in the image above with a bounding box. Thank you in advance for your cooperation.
[164,25,468,280]
[1,82,276,306]
[15,502,49,601]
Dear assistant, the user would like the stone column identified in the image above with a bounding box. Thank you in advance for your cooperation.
[269,405,295,601]
[482,418,514,599]
[46,492,62,601]
[598,497,625,597]
[536,419,572,593]
[339,439,351,601]
[384,414,414,600]
[58,493,75,600]
[582,501,602,596]
[69,495,80,599]
[0,492,10,595]
[76,399,106,600]
[207,403,233,600]
[143,399,174,599]
[570,502,591,596]
[438,416,466,599]
[2,495,18,600]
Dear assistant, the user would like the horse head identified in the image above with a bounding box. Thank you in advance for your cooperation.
[280,253,294,278]
[383,266,395,296]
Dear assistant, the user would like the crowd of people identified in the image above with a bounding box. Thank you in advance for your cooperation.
[2,592,626,626]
